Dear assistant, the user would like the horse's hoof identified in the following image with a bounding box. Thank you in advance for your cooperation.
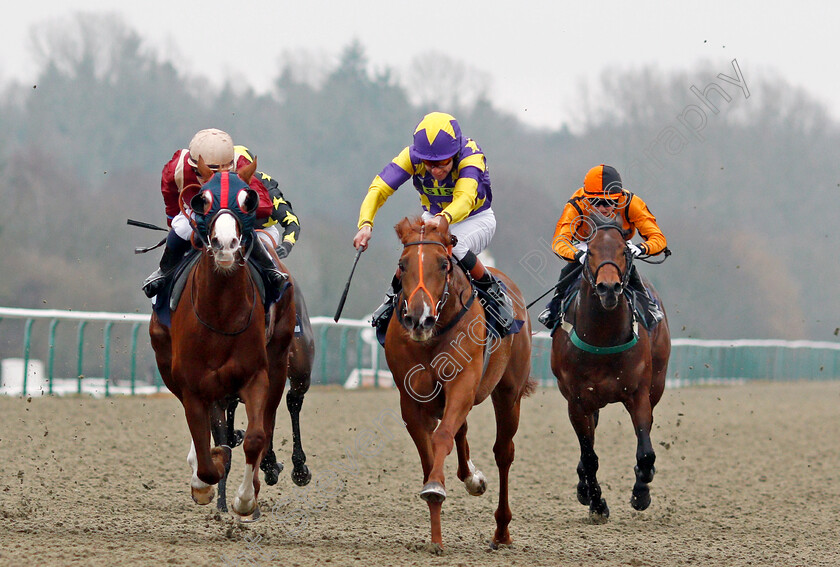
[263,463,281,486]
[588,498,610,523]
[464,471,487,496]
[237,506,262,523]
[231,429,245,448]
[233,496,257,518]
[631,484,651,510]
[489,539,512,550]
[191,485,215,506]
[420,481,447,503]
[292,465,312,487]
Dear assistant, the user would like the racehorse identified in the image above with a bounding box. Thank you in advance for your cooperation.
[210,281,314,513]
[551,213,670,521]
[385,216,534,549]
[148,157,296,520]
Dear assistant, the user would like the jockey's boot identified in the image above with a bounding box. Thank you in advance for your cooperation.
[371,275,401,336]
[538,261,582,329]
[474,273,516,336]
[142,232,191,298]
[250,240,288,294]
[627,265,663,327]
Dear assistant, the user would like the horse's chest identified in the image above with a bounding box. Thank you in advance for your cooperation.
[565,369,636,406]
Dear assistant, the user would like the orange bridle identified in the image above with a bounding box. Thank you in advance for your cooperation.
[403,226,453,321]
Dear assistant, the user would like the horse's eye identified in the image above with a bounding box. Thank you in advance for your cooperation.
[397,261,406,272]
[440,260,449,271]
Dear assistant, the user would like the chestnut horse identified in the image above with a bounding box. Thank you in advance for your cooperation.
[149,159,296,520]
[551,214,670,521]
[385,217,534,549]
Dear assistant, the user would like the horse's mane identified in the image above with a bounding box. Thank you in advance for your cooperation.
[394,216,454,247]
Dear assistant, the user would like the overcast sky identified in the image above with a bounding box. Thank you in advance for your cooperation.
[1,1,836,129]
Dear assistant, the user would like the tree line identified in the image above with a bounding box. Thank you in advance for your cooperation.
[1,12,838,350]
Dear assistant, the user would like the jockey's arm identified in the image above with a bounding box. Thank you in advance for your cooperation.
[257,172,301,256]
[438,153,484,224]
[357,148,412,228]
[627,196,667,255]
[551,205,582,262]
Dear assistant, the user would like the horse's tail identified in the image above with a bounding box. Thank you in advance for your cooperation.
[521,378,538,399]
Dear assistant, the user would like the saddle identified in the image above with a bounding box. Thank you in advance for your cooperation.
[544,277,663,336]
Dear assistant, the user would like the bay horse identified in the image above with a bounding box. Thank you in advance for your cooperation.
[210,280,314,513]
[148,158,296,520]
[551,213,670,521]
[385,216,534,549]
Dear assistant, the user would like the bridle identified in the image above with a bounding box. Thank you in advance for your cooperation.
[400,226,453,327]
[190,210,258,336]
[581,227,634,294]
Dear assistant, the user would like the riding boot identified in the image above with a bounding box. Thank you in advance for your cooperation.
[250,240,288,294]
[142,232,191,298]
[538,261,581,328]
[371,275,402,335]
[474,273,516,336]
[627,265,663,327]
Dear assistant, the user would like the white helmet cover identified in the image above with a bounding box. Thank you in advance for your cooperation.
[187,128,234,169]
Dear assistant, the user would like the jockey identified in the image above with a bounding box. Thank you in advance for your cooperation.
[142,128,299,299]
[352,111,515,337]
[539,164,666,328]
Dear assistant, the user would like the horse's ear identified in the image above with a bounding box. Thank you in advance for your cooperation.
[239,157,258,184]
[190,190,212,215]
[239,189,259,214]
[196,155,214,181]
[394,217,412,241]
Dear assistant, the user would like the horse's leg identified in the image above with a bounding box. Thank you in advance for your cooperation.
[488,385,522,547]
[232,371,270,519]
[420,380,474,546]
[569,402,609,521]
[259,364,286,488]
[454,421,487,496]
[183,394,225,505]
[285,287,314,486]
[210,399,235,513]
[400,397,441,545]
[625,389,656,511]
[286,339,313,486]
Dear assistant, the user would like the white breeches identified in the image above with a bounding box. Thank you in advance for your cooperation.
[421,208,496,260]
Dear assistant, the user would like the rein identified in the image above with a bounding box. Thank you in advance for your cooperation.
[565,229,638,355]
[399,230,474,338]
[402,227,452,325]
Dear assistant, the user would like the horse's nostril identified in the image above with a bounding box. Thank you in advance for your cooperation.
[596,283,608,295]
[421,316,436,330]
[612,283,622,295]
[403,315,415,328]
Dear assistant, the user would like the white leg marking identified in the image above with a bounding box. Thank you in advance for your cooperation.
[233,463,257,516]
[464,459,488,496]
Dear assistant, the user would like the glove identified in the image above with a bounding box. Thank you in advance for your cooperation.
[575,250,587,265]
[627,242,644,257]
[276,241,293,259]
